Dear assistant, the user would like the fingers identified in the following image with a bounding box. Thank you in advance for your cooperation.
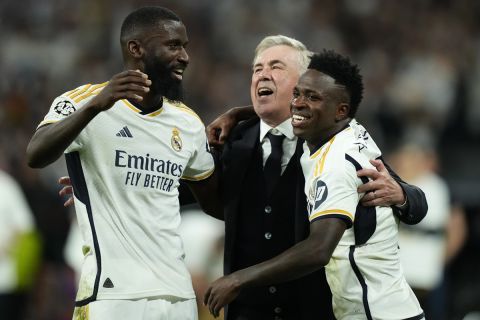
[218,126,228,144]
[204,286,223,318]
[59,186,73,197]
[357,168,380,180]
[203,286,211,306]
[357,180,376,194]
[111,70,152,102]
[370,159,387,172]
[206,126,221,147]
[64,197,75,208]
[58,176,71,185]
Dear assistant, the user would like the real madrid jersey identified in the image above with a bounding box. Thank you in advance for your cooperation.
[38,83,215,305]
[300,120,423,320]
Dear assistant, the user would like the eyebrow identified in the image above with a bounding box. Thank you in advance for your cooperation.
[253,59,287,69]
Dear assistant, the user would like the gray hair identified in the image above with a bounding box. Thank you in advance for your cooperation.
[253,35,311,73]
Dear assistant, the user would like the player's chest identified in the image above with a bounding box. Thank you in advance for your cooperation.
[83,112,196,172]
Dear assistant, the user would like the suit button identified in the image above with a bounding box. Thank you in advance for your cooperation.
[274,307,282,314]
[265,205,272,213]
[269,286,276,293]
[264,232,272,240]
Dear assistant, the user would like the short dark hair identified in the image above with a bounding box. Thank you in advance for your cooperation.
[120,6,181,43]
[308,50,364,117]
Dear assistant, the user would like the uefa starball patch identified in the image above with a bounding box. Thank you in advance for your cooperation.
[54,100,76,116]
[171,127,182,151]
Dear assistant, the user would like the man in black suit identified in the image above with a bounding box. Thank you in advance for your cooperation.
[207,35,427,320]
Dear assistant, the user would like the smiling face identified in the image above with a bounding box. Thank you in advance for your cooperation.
[141,20,189,101]
[251,45,304,126]
[291,69,350,150]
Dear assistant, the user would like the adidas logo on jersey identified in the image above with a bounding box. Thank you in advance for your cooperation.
[116,126,133,138]
[103,277,114,288]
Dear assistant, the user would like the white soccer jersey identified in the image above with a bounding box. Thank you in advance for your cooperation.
[38,83,215,306]
[301,120,423,320]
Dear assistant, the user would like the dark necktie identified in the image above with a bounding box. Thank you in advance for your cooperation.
[264,132,285,196]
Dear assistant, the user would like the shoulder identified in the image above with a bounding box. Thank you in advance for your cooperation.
[59,82,108,105]
[53,82,108,111]
[164,99,204,127]
[229,117,260,141]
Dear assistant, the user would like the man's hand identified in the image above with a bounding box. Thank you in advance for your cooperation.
[58,176,74,207]
[357,159,406,207]
[89,70,151,112]
[206,106,256,148]
[203,274,242,318]
[206,111,238,149]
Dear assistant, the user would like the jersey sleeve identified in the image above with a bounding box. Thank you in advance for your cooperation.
[306,156,362,228]
[181,124,215,181]
[37,87,88,152]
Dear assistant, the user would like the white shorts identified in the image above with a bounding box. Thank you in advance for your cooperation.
[72,297,198,320]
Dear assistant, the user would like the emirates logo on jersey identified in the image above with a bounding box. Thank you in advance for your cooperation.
[171,127,182,152]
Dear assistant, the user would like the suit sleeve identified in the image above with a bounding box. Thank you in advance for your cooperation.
[382,158,428,225]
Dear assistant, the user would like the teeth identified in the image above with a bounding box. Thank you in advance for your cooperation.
[258,88,273,96]
[292,115,306,121]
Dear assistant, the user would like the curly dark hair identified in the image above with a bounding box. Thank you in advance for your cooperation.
[308,50,364,117]
[120,7,181,43]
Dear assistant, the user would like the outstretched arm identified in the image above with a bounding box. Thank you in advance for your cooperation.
[27,70,151,168]
[206,105,257,148]
[357,159,428,224]
[204,218,346,317]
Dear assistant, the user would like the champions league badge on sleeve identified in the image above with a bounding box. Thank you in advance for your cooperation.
[171,128,182,152]
[308,177,328,213]
[54,100,76,116]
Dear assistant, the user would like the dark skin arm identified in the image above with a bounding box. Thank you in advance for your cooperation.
[27,70,151,168]
[203,218,346,317]
[184,170,223,220]
[206,105,256,149]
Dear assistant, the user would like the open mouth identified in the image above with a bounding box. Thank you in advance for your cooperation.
[172,68,184,81]
[257,87,273,97]
[291,113,311,127]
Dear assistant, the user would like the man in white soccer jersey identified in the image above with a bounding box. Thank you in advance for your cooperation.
[204,50,425,320]
[26,6,220,320]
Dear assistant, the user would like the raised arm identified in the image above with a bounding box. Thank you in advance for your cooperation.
[27,70,151,168]
[204,218,346,317]
[206,105,257,148]
[357,158,428,224]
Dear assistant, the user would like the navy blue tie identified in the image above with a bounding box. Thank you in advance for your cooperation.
[264,132,285,196]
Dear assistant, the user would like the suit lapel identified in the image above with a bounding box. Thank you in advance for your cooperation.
[223,122,260,191]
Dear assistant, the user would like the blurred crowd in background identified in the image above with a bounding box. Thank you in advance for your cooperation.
[1,0,479,319]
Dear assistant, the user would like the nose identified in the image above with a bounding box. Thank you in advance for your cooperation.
[179,47,189,64]
[257,67,272,80]
[291,95,306,108]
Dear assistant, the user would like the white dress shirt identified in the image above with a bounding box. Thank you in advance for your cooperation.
[259,118,298,174]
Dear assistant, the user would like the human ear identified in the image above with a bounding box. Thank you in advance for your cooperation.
[127,40,144,58]
[335,103,350,121]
